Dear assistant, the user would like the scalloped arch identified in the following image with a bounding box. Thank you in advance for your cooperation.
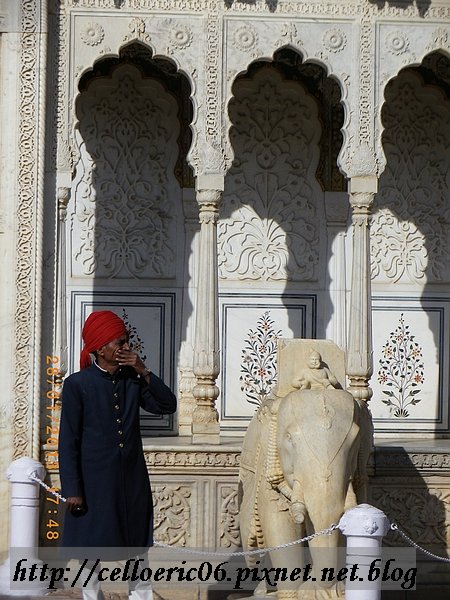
[71,41,197,188]
[376,49,450,176]
[224,45,348,191]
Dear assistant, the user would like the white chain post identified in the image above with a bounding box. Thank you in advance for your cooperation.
[0,457,48,596]
[338,503,390,600]
[7,457,46,550]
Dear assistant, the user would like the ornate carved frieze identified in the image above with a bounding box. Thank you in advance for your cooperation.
[71,64,180,278]
[355,13,376,169]
[219,68,322,282]
[55,4,74,172]
[14,0,41,459]
[144,450,240,471]
[375,450,450,475]
[59,0,450,20]
[372,71,450,284]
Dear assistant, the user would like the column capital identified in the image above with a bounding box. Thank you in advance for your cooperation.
[196,188,222,213]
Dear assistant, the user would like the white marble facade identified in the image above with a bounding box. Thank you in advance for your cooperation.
[0,0,449,575]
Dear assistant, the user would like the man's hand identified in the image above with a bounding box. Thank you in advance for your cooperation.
[116,348,148,378]
[66,496,84,512]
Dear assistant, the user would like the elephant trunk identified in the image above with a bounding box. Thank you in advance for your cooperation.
[300,480,348,588]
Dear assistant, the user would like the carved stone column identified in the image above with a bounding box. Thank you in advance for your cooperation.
[192,185,222,444]
[54,186,70,380]
[178,191,199,436]
[347,177,377,402]
[325,192,349,351]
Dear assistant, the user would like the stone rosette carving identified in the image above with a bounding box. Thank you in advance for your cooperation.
[233,24,259,54]
[166,22,193,53]
[385,31,409,56]
[80,22,105,47]
[322,28,347,53]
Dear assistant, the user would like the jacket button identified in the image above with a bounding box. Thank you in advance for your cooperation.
[119,443,124,448]
[118,430,123,435]
[114,404,119,410]
[116,418,121,424]
[114,393,118,398]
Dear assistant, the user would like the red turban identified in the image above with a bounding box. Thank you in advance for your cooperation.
[80,310,128,369]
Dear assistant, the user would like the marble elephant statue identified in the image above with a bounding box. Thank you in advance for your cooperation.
[238,388,372,599]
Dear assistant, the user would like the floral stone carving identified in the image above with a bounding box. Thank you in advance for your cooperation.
[73,64,180,278]
[377,314,425,418]
[240,311,282,407]
[219,68,322,282]
[372,71,450,283]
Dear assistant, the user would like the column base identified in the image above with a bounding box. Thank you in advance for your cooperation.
[191,422,220,445]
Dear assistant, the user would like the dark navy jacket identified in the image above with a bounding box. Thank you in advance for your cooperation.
[58,363,176,555]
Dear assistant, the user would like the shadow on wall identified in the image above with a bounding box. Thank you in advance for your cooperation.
[222,49,345,342]
[372,52,450,437]
[369,445,448,593]
[368,0,431,18]
[224,0,279,14]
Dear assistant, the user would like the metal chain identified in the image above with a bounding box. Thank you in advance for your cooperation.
[390,523,450,563]
[29,473,67,503]
[155,523,339,558]
[30,473,450,564]
[30,472,337,558]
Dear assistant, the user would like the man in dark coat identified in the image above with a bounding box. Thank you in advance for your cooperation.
[58,310,177,600]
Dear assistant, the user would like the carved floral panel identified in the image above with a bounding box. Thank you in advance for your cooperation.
[370,485,450,549]
[240,311,282,407]
[153,484,191,546]
[377,314,425,419]
[219,68,323,282]
[218,484,240,549]
[71,64,181,279]
[371,300,448,432]
[372,71,450,284]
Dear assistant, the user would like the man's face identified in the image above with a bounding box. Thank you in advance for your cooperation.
[98,335,130,366]
[308,354,321,369]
